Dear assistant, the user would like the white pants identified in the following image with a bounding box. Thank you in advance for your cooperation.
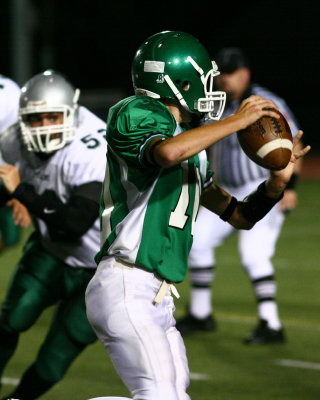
[189,180,285,280]
[85,257,191,400]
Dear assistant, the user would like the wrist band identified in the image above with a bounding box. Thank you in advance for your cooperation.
[220,196,238,221]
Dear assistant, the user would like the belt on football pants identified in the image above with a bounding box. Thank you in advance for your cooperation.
[113,259,180,304]
[153,280,180,304]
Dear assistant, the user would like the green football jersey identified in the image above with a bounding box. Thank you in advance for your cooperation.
[96,95,213,282]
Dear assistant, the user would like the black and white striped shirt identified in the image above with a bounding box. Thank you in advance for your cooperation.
[206,84,299,188]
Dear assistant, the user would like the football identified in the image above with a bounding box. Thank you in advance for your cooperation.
[237,110,293,170]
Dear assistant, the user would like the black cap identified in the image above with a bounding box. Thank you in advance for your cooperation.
[215,47,249,74]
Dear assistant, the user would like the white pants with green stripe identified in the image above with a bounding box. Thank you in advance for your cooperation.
[86,257,191,400]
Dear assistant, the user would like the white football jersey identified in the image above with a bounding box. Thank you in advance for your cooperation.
[0,75,20,132]
[0,75,20,165]
[0,106,107,268]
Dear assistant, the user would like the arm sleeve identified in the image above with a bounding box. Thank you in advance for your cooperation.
[0,184,11,207]
[12,181,102,238]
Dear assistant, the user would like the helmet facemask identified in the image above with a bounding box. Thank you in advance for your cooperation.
[20,99,79,154]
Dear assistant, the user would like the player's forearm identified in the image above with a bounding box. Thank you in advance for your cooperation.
[154,114,242,167]
[201,186,254,230]
[11,183,99,238]
[200,183,232,216]
[264,177,287,199]
[230,182,283,229]
[266,163,298,198]
[201,181,283,230]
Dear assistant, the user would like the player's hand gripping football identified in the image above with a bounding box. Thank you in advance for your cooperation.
[234,95,280,130]
[265,131,310,198]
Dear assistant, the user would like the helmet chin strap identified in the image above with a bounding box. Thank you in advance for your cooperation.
[73,88,80,103]
[186,56,205,84]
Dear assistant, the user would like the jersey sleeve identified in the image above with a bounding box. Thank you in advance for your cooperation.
[61,108,108,189]
[107,96,176,167]
[0,77,20,133]
[63,136,107,189]
[64,149,107,189]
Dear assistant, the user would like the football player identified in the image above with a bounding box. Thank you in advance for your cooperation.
[0,70,107,400]
[85,31,309,400]
[0,74,28,251]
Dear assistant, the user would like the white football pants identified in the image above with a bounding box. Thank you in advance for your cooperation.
[189,179,285,279]
[85,257,191,400]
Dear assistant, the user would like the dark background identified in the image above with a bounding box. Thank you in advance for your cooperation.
[1,0,320,149]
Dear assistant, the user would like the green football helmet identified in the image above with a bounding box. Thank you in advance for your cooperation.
[131,31,226,120]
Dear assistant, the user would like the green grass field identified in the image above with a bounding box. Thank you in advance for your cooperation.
[0,180,319,400]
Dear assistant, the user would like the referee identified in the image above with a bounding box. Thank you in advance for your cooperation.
[177,47,303,344]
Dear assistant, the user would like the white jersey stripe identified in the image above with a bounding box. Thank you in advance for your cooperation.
[107,148,161,263]
[100,162,114,247]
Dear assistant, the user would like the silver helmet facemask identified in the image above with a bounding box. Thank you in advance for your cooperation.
[19,70,80,153]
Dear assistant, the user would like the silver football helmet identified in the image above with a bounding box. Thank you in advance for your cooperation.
[19,70,80,153]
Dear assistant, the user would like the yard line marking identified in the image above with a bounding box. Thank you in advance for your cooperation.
[216,314,320,330]
[275,359,320,371]
[190,372,210,380]
[176,310,320,330]
[275,258,319,270]
[1,377,20,385]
